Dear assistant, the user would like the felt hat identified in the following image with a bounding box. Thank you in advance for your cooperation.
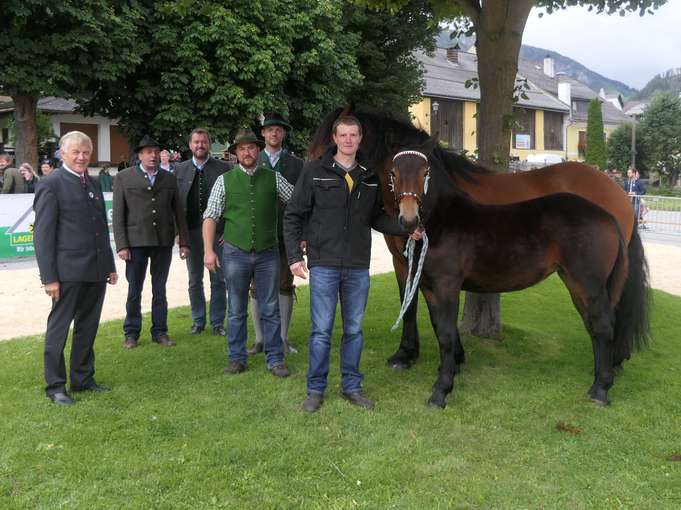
[228,129,266,154]
[261,112,292,131]
[134,135,162,153]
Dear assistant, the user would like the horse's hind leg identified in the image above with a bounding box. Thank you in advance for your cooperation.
[585,292,616,405]
[561,273,616,405]
[428,296,461,409]
[387,259,421,370]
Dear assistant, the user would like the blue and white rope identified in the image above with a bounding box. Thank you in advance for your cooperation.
[391,232,429,331]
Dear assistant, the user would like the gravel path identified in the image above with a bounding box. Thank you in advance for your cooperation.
[1,233,678,341]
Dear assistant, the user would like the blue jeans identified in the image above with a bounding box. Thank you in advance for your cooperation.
[307,266,370,395]
[186,227,226,329]
[123,246,173,338]
[222,243,284,368]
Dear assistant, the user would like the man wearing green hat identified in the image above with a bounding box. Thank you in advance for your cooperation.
[202,128,294,377]
[248,112,304,356]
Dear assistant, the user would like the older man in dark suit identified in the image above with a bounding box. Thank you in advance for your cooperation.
[175,128,232,337]
[113,135,190,349]
[33,131,118,405]
[248,113,305,356]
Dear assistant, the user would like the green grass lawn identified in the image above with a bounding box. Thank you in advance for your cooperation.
[1,274,680,509]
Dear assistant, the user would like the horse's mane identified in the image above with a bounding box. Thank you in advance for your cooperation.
[307,106,493,184]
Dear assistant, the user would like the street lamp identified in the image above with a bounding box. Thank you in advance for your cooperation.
[432,101,439,113]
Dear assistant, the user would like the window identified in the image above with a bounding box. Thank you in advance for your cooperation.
[573,101,589,114]
[543,111,563,150]
[512,108,535,150]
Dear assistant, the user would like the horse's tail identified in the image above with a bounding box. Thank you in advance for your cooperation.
[612,223,651,365]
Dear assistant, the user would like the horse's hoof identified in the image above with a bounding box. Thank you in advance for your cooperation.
[427,395,446,409]
[387,355,413,370]
[587,388,610,406]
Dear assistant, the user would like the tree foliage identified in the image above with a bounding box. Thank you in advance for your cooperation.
[638,92,681,185]
[607,123,646,175]
[0,1,140,167]
[585,99,607,169]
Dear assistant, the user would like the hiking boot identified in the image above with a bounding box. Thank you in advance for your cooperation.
[302,393,324,413]
[223,361,247,375]
[341,391,374,410]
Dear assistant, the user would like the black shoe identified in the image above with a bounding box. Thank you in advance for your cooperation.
[247,342,263,356]
[71,383,111,393]
[48,392,74,406]
[212,326,226,336]
[223,361,248,374]
[190,325,205,335]
[302,393,324,413]
[341,391,374,410]
[270,365,290,378]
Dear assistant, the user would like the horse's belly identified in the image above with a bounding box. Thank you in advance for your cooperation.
[462,266,554,294]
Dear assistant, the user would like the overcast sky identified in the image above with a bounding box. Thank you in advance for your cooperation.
[522,2,680,90]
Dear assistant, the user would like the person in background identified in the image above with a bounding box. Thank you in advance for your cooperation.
[19,163,39,193]
[98,166,113,192]
[624,166,646,222]
[33,130,117,405]
[0,152,12,187]
[40,160,55,177]
[248,112,304,356]
[2,159,24,194]
[160,149,176,173]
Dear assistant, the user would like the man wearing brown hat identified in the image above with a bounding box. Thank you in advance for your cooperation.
[113,135,190,348]
[202,129,293,377]
[248,112,304,356]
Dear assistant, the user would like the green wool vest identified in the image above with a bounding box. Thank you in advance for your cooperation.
[223,167,278,252]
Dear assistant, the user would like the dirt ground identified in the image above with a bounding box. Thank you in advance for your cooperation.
[1,235,679,341]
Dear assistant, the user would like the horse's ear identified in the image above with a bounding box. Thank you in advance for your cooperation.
[340,103,355,117]
[421,135,439,157]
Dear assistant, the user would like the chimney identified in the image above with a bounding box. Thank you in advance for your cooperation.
[543,55,555,78]
[446,44,460,64]
[558,82,571,108]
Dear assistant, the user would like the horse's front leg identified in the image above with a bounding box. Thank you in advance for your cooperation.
[428,295,461,409]
[387,249,421,370]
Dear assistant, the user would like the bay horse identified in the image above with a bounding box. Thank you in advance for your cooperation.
[388,145,648,408]
[308,107,649,377]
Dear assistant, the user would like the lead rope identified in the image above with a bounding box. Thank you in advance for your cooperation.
[390,231,429,331]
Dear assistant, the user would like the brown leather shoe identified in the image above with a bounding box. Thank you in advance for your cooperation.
[123,336,138,349]
[302,393,323,413]
[270,364,290,378]
[341,391,374,410]
[223,361,247,374]
[152,334,176,347]
[247,342,263,356]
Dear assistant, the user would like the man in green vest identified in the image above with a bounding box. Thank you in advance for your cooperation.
[202,129,294,377]
[249,112,304,356]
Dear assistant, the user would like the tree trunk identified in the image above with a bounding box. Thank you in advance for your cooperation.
[459,0,534,338]
[13,94,39,171]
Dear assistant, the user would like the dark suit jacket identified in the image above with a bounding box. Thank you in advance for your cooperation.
[33,168,116,284]
[112,166,189,251]
[174,156,232,229]
[258,150,304,240]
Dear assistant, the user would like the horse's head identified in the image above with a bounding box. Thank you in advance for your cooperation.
[390,149,432,233]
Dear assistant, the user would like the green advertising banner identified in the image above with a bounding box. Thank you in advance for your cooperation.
[0,193,113,259]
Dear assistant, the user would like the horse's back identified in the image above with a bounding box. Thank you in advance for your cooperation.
[456,162,634,243]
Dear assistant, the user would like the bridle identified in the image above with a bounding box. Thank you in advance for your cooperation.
[389,150,431,209]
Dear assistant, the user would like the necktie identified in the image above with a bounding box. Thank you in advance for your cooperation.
[80,169,89,188]
[344,172,354,193]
